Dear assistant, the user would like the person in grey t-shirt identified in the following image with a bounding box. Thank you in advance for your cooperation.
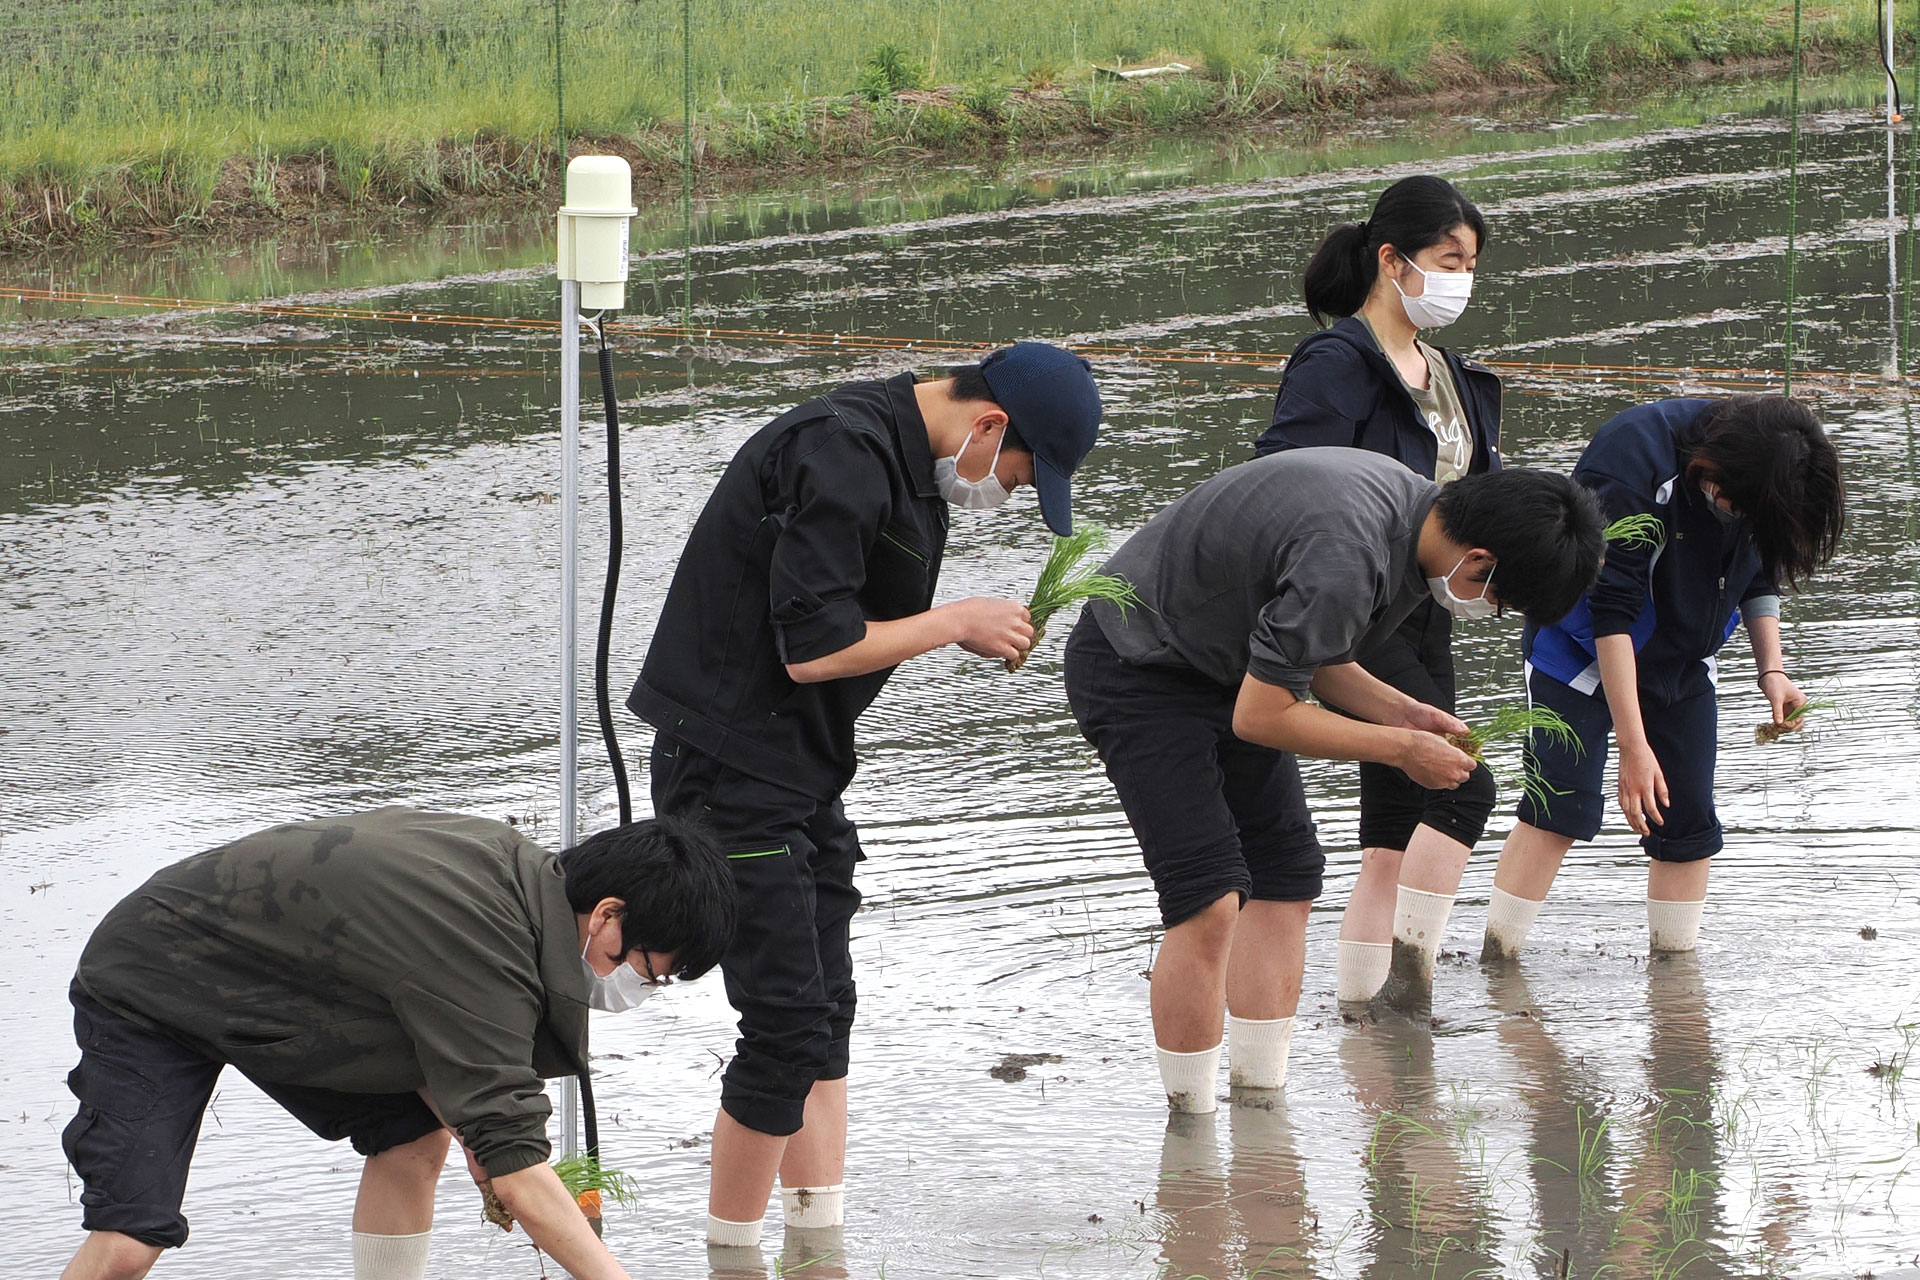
[1064,448,1602,1112]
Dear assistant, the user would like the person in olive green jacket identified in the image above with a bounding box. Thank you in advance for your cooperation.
[57,806,735,1280]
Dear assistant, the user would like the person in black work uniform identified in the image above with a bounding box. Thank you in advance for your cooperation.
[1478,395,1845,964]
[628,343,1102,1250]
[1256,175,1503,1009]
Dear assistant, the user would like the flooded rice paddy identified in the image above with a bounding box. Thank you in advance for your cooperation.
[6,78,1920,1279]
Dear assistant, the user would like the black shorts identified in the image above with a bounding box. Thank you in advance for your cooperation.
[1518,662,1723,863]
[1064,612,1324,929]
[1348,599,1496,851]
[650,735,862,1138]
[62,984,444,1249]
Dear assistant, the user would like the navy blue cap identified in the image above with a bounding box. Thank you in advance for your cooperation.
[979,341,1102,536]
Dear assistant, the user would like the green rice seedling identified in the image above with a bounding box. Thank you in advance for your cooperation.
[484,1154,640,1232]
[1603,513,1666,550]
[1446,704,1581,814]
[1753,696,1836,744]
[1006,523,1141,672]
[550,1153,643,1209]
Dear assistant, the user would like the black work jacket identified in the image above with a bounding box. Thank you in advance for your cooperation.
[1254,316,1503,476]
[629,374,947,799]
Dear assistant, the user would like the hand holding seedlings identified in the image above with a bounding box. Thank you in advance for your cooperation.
[945,596,1036,662]
[1753,669,1809,741]
[1755,693,1834,744]
[1399,731,1479,788]
[1006,523,1142,672]
[1400,699,1469,738]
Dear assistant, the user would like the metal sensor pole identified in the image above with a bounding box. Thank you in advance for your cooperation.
[555,155,638,1158]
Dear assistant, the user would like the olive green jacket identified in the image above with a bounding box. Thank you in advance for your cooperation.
[76,807,589,1177]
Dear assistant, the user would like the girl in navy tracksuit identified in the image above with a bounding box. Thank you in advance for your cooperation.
[1480,396,1844,960]
[1256,175,1506,1006]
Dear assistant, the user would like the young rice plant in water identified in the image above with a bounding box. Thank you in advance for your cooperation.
[1006,523,1140,672]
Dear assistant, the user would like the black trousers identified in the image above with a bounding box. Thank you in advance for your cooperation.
[650,735,861,1138]
[1347,599,1497,851]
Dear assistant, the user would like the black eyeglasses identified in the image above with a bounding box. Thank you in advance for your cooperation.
[639,951,674,986]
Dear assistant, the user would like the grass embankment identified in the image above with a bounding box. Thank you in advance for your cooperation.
[0,0,1886,250]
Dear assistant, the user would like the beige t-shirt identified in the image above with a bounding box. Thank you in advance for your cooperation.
[1358,316,1473,482]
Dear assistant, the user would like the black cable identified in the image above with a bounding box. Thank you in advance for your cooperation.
[593,325,634,825]
[1880,0,1906,121]
[579,1065,600,1161]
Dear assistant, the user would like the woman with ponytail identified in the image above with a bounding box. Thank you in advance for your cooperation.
[1254,175,1501,1012]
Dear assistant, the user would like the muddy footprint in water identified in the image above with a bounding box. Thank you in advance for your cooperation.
[989,1051,1062,1082]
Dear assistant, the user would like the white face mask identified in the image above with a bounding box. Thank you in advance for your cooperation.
[580,924,664,1014]
[935,432,1011,510]
[1394,259,1474,329]
[1427,554,1498,621]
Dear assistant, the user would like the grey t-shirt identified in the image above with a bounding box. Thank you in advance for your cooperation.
[1087,448,1439,693]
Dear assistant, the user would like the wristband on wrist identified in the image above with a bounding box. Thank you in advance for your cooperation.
[1756,668,1786,684]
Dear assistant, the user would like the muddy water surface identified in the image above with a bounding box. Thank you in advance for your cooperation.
[5,77,1920,1279]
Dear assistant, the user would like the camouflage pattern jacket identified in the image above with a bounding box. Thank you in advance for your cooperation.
[75,806,590,1178]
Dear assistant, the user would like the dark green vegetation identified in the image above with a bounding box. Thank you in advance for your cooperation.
[0,0,1887,248]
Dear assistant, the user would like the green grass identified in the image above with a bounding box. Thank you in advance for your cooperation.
[0,0,1882,246]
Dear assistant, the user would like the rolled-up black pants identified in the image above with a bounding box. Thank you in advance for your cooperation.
[1064,613,1325,928]
[650,734,860,1137]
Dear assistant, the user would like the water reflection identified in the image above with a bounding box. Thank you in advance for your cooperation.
[1154,1104,1319,1280]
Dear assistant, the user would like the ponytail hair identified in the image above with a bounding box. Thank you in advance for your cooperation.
[1301,175,1489,326]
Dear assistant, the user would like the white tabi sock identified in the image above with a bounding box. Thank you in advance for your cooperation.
[1335,939,1392,1002]
[352,1230,431,1280]
[1156,1042,1222,1114]
[706,1212,765,1247]
[1646,897,1705,952]
[781,1183,844,1229]
[1227,1015,1295,1090]
[1483,886,1546,958]
[1393,887,1457,968]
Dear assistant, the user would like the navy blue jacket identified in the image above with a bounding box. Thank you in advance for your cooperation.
[1255,317,1503,475]
[1526,399,1777,700]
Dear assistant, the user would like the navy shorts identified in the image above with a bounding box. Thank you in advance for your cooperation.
[1064,612,1325,929]
[1517,662,1723,863]
[62,985,443,1248]
[650,735,861,1138]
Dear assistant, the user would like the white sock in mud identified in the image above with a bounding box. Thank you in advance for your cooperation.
[351,1230,430,1280]
[1227,1015,1294,1090]
[1483,886,1545,959]
[1646,897,1705,952]
[1335,939,1392,1002]
[1393,887,1456,976]
[707,1213,765,1247]
[781,1184,844,1229]
[1156,1042,1221,1114]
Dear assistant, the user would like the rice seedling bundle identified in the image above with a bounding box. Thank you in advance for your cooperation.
[1603,513,1665,549]
[1754,696,1836,744]
[481,1153,641,1231]
[1006,523,1140,672]
[1446,703,1582,814]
